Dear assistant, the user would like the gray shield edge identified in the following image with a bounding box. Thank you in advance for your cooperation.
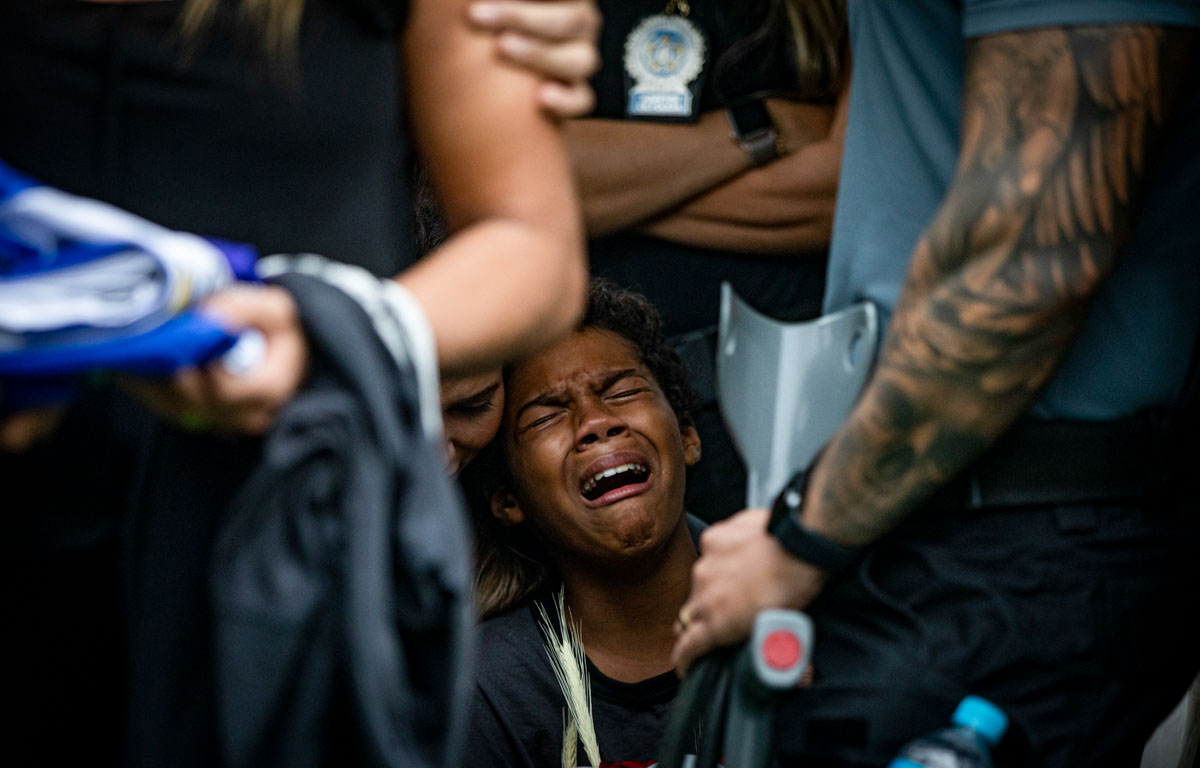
[716,282,879,509]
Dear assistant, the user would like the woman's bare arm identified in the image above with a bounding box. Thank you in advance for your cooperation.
[401,0,587,377]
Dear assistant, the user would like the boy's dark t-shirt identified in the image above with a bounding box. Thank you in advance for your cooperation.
[464,593,681,767]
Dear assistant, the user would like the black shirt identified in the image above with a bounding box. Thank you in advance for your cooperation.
[465,593,683,767]
[588,0,828,338]
[0,0,413,276]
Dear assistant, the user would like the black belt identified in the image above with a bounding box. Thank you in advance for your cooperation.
[926,415,1167,510]
[669,322,1176,510]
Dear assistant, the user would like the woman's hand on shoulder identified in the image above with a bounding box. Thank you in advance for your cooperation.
[466,0,601,118]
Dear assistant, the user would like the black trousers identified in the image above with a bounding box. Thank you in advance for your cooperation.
[774,500,1200,767]
[1,388,145,767]
[1,388,252,768]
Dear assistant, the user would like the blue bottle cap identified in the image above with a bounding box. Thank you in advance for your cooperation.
[952,695,1009,745]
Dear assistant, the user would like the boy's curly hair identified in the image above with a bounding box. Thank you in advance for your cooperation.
[581,278,697,428]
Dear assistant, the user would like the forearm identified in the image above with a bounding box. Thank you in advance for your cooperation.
[638,78,848,253]
[639,135,840,253]
[803,243,1091,545]
[566,112,752,235]
[800,25,1192,545]
[640,216,831,254]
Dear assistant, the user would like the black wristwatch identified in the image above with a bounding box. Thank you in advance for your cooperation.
[726,99,784,167]
[768,467,862,577]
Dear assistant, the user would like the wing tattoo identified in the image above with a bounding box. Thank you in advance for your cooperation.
[808,24,1196,543]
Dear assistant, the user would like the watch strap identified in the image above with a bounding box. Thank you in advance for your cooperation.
[768,469,862,576]
[726,99,783,167]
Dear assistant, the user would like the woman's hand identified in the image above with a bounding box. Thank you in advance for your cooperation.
[467,0,602,118]
[126,284,308,436]
[0,403,65,453]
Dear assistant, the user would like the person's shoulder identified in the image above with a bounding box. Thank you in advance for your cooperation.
[478,599,540,643]
[962,0,1200,38]
[474,598,555,687]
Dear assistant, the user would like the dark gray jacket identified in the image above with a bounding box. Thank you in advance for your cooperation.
[212,272,472,768]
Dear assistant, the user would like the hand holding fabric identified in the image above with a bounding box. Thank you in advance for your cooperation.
[672,507,828,676]
[126,284,309,436]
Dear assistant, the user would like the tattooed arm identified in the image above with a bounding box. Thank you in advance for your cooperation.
[802,24,1194,544]
[672,23,1196,671]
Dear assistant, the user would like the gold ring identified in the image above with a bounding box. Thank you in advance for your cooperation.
[677,605,692,631]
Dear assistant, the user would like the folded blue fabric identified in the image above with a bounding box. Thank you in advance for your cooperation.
[0,158,259,403]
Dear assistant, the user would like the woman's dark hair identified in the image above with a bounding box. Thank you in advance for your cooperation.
[780,0,847,100]
[465,279,698,618]
[179,0,305,68]
[713,0,847,107]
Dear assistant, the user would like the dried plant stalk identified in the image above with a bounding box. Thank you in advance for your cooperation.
[538,588,601,767]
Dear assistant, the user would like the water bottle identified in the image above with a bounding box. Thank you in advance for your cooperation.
[887,695,1009,768]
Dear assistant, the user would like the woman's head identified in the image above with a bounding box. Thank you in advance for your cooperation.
[441,369,504,476]
[468,280,699,617]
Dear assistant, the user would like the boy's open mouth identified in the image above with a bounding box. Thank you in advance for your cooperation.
[581,461,650,501]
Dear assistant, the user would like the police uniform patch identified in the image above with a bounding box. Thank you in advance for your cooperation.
[623,13,707,121]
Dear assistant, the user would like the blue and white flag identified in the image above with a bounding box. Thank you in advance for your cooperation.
[0,158,259,405]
